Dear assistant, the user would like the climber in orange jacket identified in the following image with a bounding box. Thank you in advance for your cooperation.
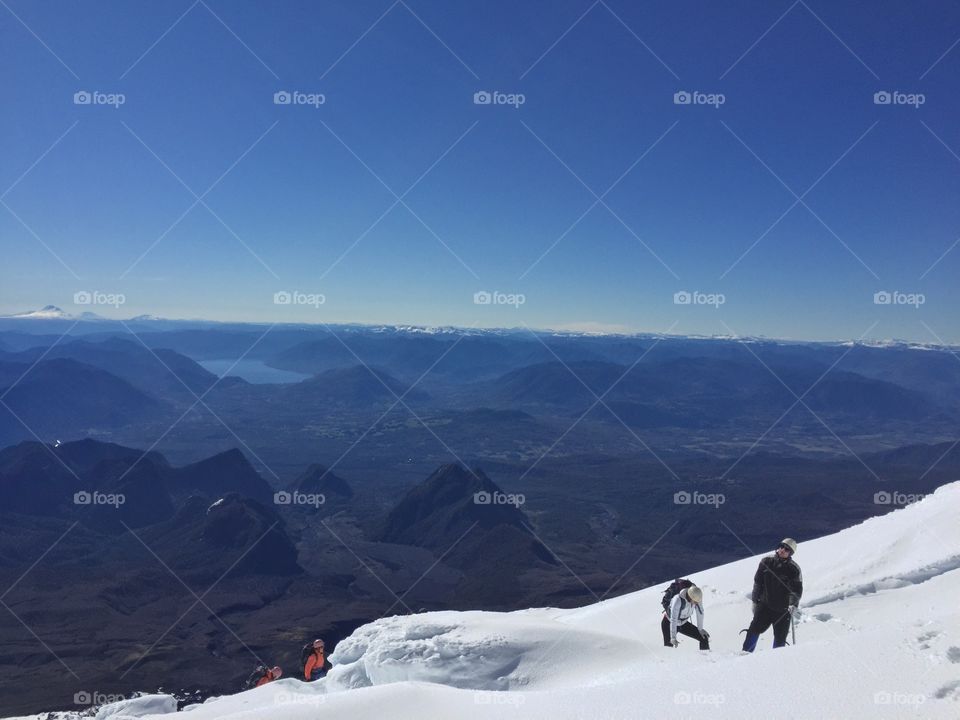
[302,638,333,681]
[255,665,282,687]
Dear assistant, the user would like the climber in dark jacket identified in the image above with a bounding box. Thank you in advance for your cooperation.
[742,538,803,652]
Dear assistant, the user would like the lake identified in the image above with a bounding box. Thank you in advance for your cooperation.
[199,359,311,384]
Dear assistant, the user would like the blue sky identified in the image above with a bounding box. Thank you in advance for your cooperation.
[1,0,959,343]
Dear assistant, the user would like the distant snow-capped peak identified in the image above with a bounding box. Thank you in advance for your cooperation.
[5,305,73,319]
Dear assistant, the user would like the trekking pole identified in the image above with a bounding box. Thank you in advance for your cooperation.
[790,609,796,645]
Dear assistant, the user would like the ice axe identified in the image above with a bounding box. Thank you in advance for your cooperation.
[790,607,797,645]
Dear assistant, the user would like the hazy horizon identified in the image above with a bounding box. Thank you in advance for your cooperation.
[3,301,958,348]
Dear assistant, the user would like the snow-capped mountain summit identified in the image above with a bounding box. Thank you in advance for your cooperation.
[4,305,73,319]
[12,481,958,719]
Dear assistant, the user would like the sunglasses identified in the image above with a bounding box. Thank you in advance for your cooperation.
[777,544,793,554]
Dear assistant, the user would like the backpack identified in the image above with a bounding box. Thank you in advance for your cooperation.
[661,578,693,613]
[242,664,267,691]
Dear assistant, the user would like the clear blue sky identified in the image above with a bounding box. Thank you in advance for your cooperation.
[1,0,959,343]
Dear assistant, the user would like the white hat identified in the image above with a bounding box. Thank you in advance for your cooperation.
[779,538,798,554]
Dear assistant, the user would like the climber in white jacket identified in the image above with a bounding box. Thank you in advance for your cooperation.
[661,585,710,650]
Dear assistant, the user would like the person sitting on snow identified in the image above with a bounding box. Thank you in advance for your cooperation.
[257,665,283,687]
[662,584,710,650]
[741,537,803,652]
[242,664,282,690]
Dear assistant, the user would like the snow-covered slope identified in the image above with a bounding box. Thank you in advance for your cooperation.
[11,483,960,719]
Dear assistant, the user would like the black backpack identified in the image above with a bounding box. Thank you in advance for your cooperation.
[661,578,693,613]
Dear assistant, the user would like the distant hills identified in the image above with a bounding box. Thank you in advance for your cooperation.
[0,439,273,530]
[1,320,958,473]
[142,493,302,577]
[0,337,241,446]
[378,463,558,604]
[379,463,543,551]
[1,337,226,396]
[0,357,159,442]
[482,357,945,426]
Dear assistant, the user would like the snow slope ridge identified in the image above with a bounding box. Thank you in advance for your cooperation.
[9,482,960,719]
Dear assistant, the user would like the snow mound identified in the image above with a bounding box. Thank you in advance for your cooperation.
[94,694,176,718]
[326,610,642,692]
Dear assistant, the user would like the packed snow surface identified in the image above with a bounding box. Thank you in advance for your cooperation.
[9,482,960,719]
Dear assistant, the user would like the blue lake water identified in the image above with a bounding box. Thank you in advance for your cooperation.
[200,359,311,384]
